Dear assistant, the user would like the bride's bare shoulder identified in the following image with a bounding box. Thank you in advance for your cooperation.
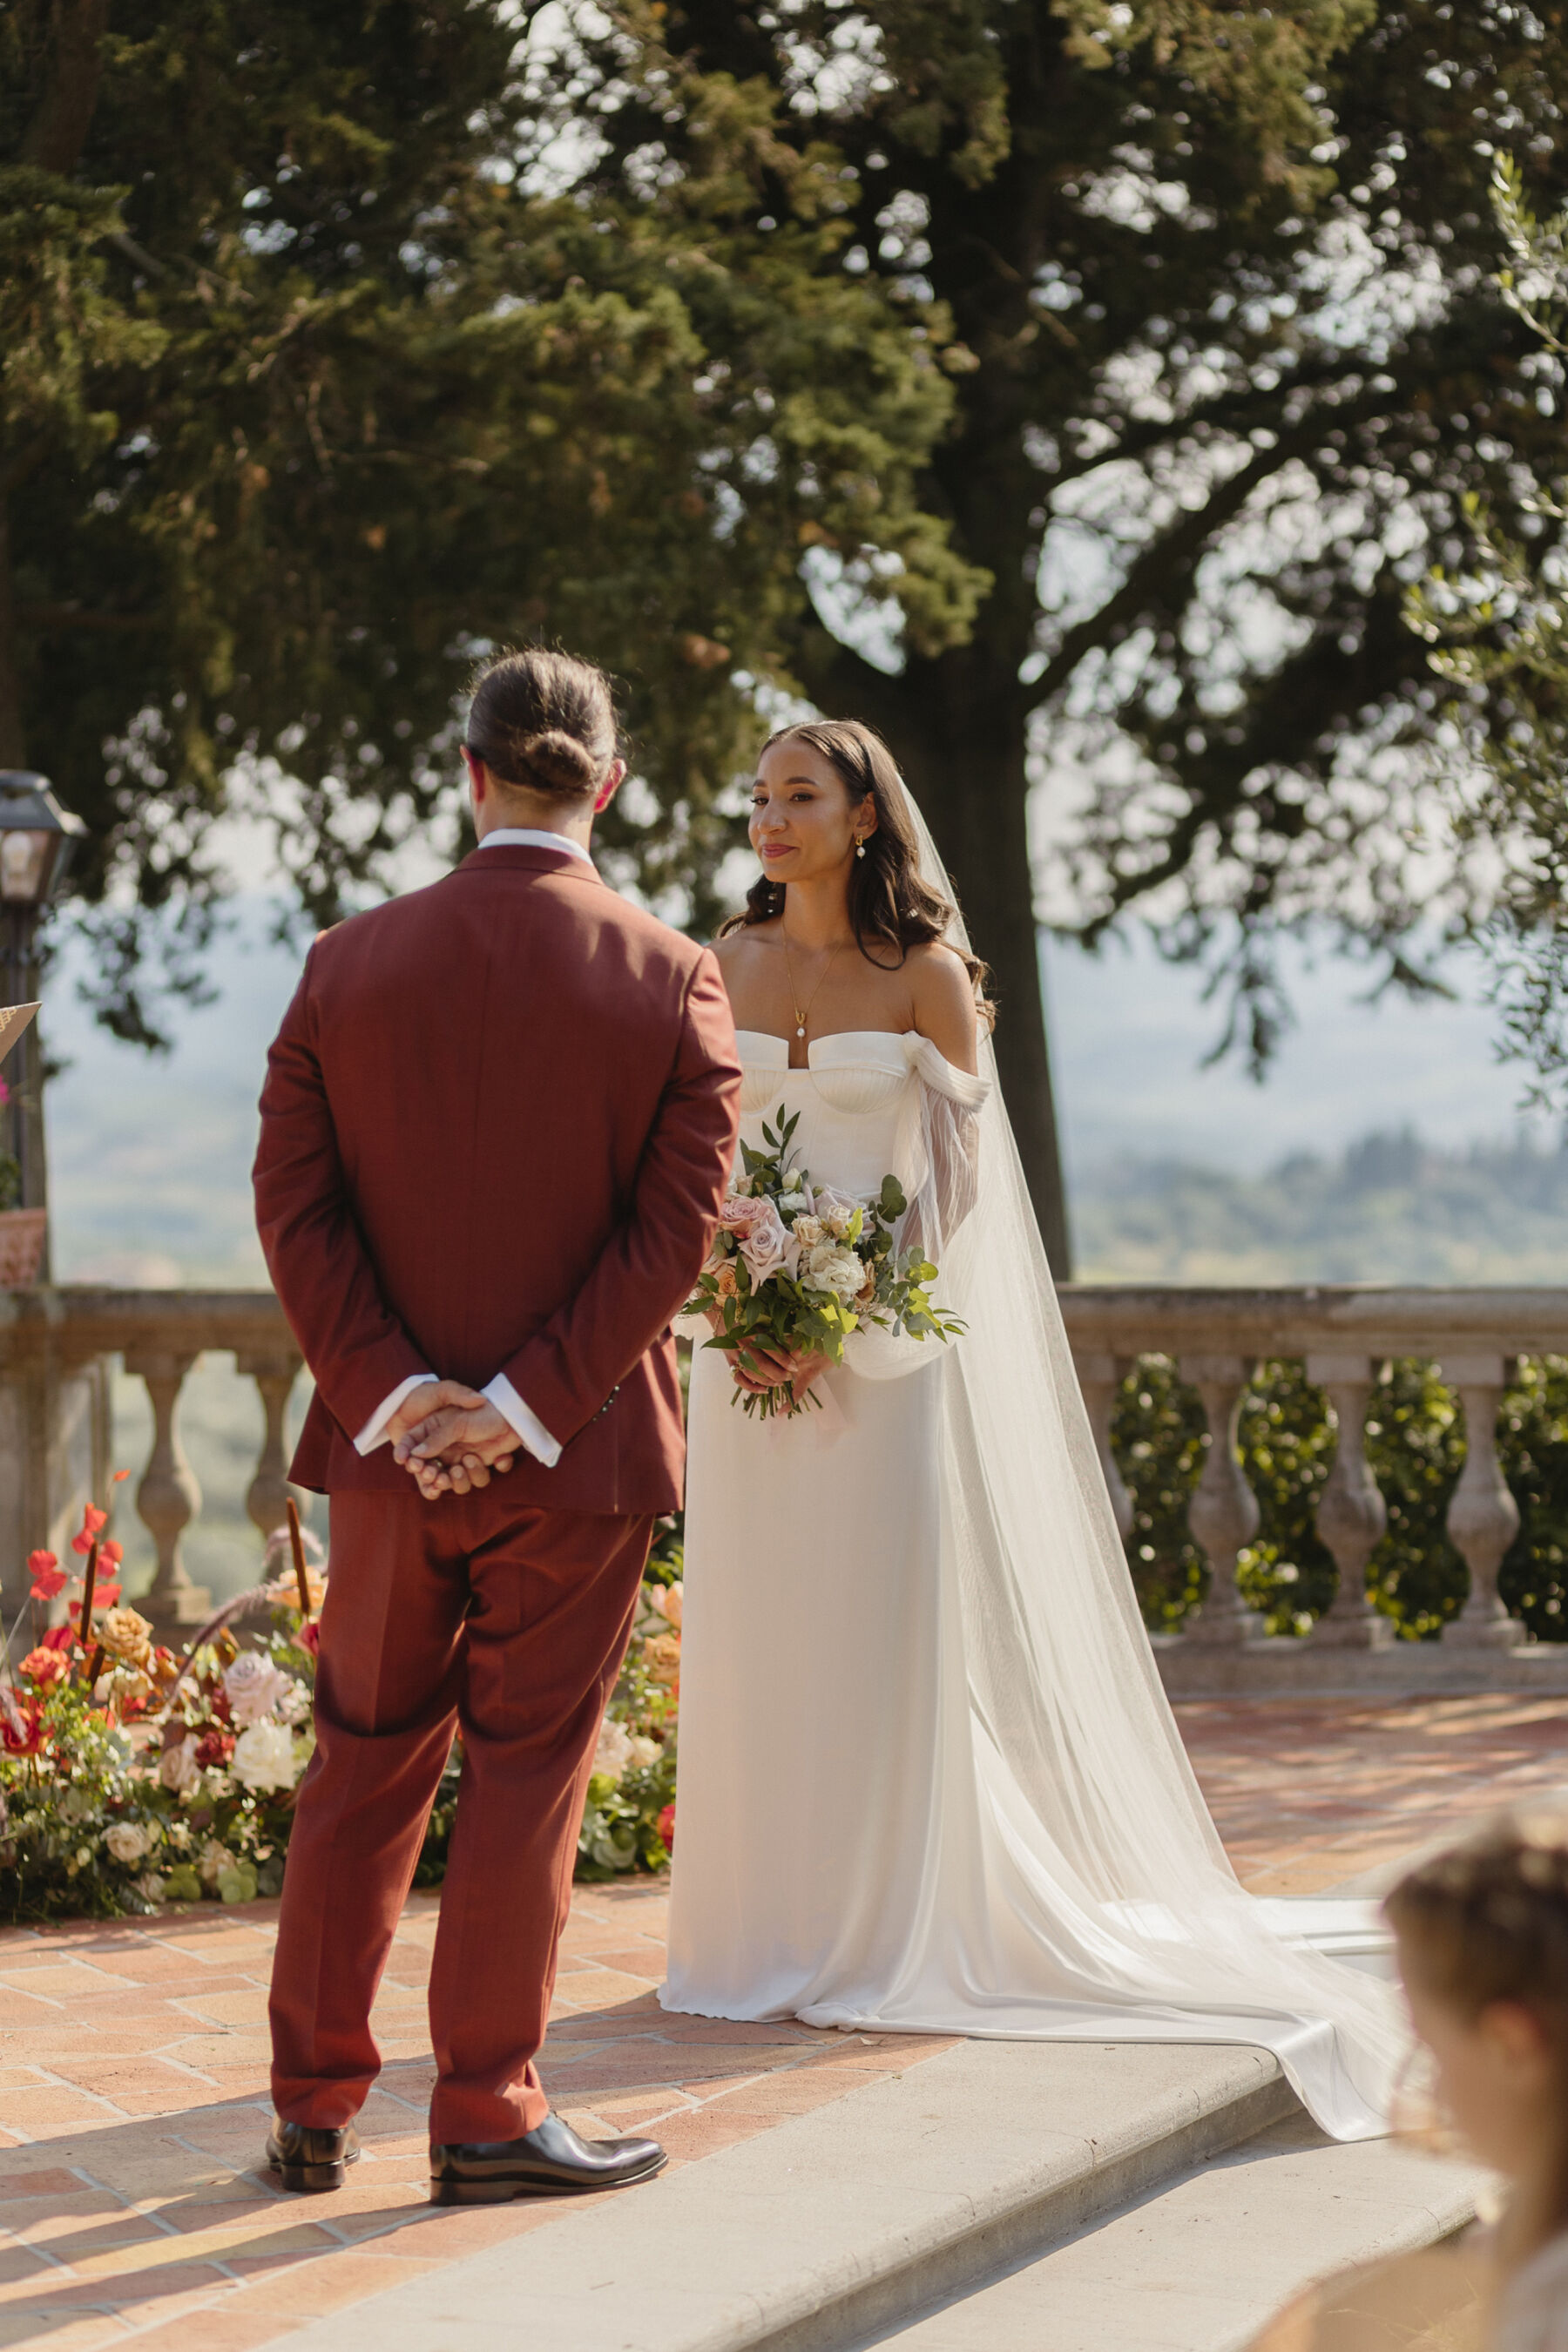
[712,921,780,970]
[908,941,979,1073]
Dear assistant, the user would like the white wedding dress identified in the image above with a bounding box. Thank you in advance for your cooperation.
[661,794,1406,2143]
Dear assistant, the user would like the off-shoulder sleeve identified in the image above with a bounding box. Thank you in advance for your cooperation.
[841,1037,990,1383]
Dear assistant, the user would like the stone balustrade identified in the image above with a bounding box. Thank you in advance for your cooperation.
[0,1287,300,1634]
[1058,1284,1568,1696]
[4,1282,1568,1692]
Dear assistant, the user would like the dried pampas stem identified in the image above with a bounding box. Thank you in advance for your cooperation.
[78,1541,99,1680]
[286,1498,313,1620]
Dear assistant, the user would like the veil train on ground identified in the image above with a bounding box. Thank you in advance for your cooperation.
[853,775,1406,2141]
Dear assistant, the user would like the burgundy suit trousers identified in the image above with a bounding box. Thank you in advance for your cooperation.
[268,1489,652,2146]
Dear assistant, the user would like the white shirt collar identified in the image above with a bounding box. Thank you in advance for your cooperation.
[476,826,594,867]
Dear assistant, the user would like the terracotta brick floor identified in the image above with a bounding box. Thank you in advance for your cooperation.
[0,1885,949,2350]
[0,1692,1560,2348]
[1178,1691,1568,1896]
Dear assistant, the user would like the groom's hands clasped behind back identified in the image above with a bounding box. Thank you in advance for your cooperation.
[386,1381,518,1500]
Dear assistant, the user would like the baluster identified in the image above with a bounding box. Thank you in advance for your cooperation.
[1307,1353,1393,1648]
[124,1347,210,1631]
[1441,1355,1524,1648]
[1075,1350,1134,1542]
[1179,1354,1265,1645]
[238,1348,302,1539]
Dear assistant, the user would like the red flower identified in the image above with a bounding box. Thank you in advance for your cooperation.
[71,1504,109,1556]
[657,1803,676,1854]
[193,1729,234,1768]
[94,1582,121,1611]
[298,1620,321,1657]
[99,1540,123,1569]
[40,1625,72,1653]
[28,1551,64,1600]
[2,1701,44,1758]
[112,1468,131,1483]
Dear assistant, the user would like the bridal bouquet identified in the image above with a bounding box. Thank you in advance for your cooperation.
[684,1105,963,1419]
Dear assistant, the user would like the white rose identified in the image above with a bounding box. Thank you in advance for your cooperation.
[199,1837,233,1885]
[159,1739,199,1794]
[811,1186,861,1239]
[232,1720,301,1793]
[223,1652,295,1727]
[789,1215,824,1248]
[137,1871,166,1904]
[104,1821,151,1864]
[592,1718,633,1781]
[627,1735,660,1769]
[805,1242,866,1301]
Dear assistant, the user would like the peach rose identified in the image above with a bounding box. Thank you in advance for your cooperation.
[642,1632,681,1688]
[98,1605,154,1669]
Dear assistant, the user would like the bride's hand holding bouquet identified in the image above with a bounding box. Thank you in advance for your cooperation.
[684,1106,963,1419]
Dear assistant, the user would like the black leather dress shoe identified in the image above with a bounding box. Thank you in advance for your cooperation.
[429,2112,667,2205]
[265,2119,362,2193]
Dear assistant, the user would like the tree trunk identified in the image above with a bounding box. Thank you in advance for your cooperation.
[880,650,1073,1279]
[0,506,24,770]
[21,0,112,176]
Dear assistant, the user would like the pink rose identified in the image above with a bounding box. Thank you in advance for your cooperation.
[718,1196,764,1236]
[736,1197,794,1288]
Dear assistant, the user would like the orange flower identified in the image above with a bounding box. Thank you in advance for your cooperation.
[2,1700,44,1758]
[19,1647,67,1688]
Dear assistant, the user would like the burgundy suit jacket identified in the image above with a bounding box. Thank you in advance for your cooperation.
[253,842,741,1515]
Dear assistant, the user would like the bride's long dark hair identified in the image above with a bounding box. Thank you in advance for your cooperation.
[719,720,995,1025]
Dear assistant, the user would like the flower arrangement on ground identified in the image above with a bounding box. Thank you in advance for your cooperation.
[0,1504,321,1921]
[1,1498,689,1921]
[577,1517,682,1879]
[683,1105,963,1418]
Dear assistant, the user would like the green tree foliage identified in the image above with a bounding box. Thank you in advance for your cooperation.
[567,3,1568,1262]
[1405,155,1568,1106]
[1,0,977,1042]
[16,3,1568,1257]
[1114,1353,1565,1641]
[1500,1355,1568,1640]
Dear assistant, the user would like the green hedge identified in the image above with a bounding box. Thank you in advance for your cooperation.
[1116,1355,1568,1640]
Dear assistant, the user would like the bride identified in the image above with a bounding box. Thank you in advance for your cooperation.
[660,718,1403,2142]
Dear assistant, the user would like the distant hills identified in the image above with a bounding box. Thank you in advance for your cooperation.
[1074,1128,1568,1285]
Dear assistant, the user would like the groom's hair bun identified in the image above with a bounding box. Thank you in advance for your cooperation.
[512,727,598,794]
[464,647,618,802]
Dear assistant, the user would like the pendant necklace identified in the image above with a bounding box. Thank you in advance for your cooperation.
[782,931,842,1041]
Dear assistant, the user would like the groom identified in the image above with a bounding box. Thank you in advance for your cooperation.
[253,649,740,2203]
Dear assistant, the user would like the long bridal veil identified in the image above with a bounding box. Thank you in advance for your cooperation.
[889,773,1406,2141]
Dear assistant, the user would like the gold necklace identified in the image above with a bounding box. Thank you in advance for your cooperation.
[781,931,843,1041]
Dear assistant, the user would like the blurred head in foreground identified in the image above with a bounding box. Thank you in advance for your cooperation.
[1384,1805,1568,2270]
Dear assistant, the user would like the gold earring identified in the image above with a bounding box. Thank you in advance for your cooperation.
[855,837,867,859]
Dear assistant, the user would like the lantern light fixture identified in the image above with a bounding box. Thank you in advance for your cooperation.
[0,773,85,909]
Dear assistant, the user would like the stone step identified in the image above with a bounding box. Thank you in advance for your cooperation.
[858,2110,1489,2352]
[270,2039,1336,2352]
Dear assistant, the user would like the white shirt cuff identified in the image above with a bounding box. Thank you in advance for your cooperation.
[354,1372,435,1456]
[483,1374,562,1469]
